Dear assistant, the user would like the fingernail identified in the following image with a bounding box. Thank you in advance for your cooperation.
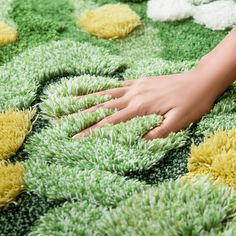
[72,133,86,139]
[144,135,151,140]
[144,132,154,140]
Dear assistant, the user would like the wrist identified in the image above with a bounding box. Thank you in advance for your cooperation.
[192,55,232,100]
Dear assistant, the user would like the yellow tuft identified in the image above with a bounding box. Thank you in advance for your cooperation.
[78,4,141,40]
[0,161,25,208]
[184,129,236,189]
[0,22,18,46]
[0,110,36,160]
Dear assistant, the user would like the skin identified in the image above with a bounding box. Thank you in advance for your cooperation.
[73,27,236,140]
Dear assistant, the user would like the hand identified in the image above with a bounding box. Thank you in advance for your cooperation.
[73,68,216,140]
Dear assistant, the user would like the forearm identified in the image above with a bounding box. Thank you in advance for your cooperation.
[195,27,236,99]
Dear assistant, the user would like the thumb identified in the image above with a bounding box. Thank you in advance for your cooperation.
[144,110,181,140]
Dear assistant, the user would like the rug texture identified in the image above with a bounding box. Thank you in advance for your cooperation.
[0,0,236,235]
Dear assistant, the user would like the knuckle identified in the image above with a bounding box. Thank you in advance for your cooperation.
[151,128,160,136]
[102,101,115,109]
[103,102,110,109]
[95,103,103,109]
[101,117,113,124]
[158,128,167,137]
[146,129,159,140]
[155,126,168,138]
[103,101,116,109]
[132,101,146,115]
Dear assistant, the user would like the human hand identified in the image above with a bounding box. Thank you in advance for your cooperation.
[73,68,217,140]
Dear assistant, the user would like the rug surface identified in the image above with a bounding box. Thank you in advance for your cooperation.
[0,0,236,235]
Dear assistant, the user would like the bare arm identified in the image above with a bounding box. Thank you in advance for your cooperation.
[74,27,236,140]
[197,27,236,99]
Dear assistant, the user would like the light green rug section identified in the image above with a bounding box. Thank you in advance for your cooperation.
[70,0,98,16]
[28,201,105,236]
[0,0,15,26]
[25,108,188,174]
[114,24,162,67]
[30,177,236,235]
[0,40,124,112]
[94,177,236,236]
[40,75,121,118]
[24,159,147,206]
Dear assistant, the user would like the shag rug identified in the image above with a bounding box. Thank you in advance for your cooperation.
[0,0,236,235]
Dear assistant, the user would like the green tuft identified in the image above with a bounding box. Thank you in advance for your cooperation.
[29,201,105,236]
[25,110,188,174]
[124,58,196,79]
[0,40,124,111]
[42,75,122,98]
[24,159,147,206]
[41,95,112,118]
[40,75,122,118]
[94,177,236,235]
[196,83,236,135]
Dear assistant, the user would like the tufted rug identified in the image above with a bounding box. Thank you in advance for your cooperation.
[0,0,236,235]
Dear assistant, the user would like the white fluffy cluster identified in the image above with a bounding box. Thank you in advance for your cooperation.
[194,1,236,30]
[187,0,214,5]
[147,0,236,30]
[147,0,193,22]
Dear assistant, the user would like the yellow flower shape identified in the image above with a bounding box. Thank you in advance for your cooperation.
[0,22,17,46]
[0,110,36,160]
[79,4,141,39]
[0,162,25,208]
[184,129,236,189]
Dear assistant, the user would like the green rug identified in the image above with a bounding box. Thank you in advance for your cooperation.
[0,0,236,235]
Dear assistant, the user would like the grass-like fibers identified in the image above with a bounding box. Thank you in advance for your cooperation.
[0,40,124,112]
[25,110,188,174]
[24,159,147,206]
[0,193,62,236]
[40,75,122,118]
[153,19,229,62]
[197,83,236,135]
[29,201,105,236]
[94,178,236,235]
[1,0,236,234]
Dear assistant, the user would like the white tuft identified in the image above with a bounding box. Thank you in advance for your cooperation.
[147,0,236,30]
[147,0,194,21]
[187,0,215,5]
[193,0,236,30]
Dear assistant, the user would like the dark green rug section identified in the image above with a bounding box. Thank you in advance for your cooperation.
[0,193,62,236]
[154,19,228,61]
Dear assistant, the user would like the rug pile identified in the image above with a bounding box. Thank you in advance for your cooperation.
[0,0,236,235]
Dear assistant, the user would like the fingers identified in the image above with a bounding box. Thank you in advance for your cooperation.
[144,110,181,140]
[83,98,127,113]
[73,108,136,139]
[77,87,127,99]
